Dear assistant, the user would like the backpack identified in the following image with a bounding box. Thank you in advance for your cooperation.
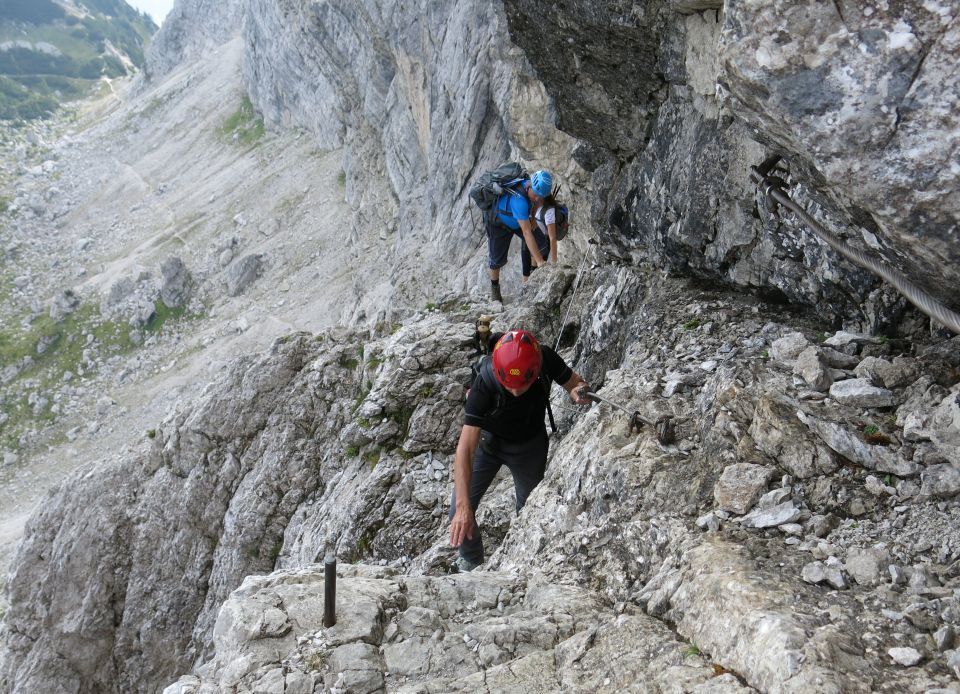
[537,203,570,241]
[469,162,528,211]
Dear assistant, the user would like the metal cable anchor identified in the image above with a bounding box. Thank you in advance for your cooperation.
[584,389,676,444]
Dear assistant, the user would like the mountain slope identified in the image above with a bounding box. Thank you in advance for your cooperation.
[0,0,156,120]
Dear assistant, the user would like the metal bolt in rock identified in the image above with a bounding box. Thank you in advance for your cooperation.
[323,546,337,628]
[585,390,676,444]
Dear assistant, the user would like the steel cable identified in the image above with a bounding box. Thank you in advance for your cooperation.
[753,168,960,335]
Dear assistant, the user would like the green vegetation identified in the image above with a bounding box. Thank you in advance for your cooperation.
[364,449,381,468]
[1,0,65,25]
[146,429,157,439]
[338,354,359,370]
[863,424,879,436]
[0,299,196,450]
[683,318,700,330]
[145,300,186,333]
[218,96,265,147]
[0,0,156,121]
[684,645,701,657]
[304,650,327,672]
[345,446,360,458]
[337,171,346,188]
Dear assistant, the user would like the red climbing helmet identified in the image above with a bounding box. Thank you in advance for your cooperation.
[492,330,542,389]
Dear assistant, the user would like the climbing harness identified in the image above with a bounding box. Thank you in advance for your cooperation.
[751,155,960,335]
[584,389,676,445]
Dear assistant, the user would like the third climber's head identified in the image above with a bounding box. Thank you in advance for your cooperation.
[492,330,542,395]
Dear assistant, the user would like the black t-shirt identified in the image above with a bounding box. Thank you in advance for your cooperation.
[464,346,572,441]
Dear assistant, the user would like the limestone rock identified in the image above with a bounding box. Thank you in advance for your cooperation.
[770,332,810,363]
[794,346,833,391]
[749,396,837,478]
[49,289,80,321]
[888,647,922,667]
[226,254,263,296]
[797,411,919,477]
[845,547,890,587]
[713,463,775,515]
[829,379,896,408]
[741,501,801,529]
[919,465,960,500]
[160,256,193,309]
[801,561,848,590]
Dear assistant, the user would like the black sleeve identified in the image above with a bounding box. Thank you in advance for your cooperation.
[542,346,572,386]
[464,369,496,428]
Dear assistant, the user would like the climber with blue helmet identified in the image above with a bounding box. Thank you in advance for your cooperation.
[485,168,557,302]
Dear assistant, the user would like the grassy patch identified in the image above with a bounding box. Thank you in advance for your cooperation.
[218,96,265,148]
[304,650,327,672]
[683,318,700,330]
[144,300,186,333]
[0,299,197,450]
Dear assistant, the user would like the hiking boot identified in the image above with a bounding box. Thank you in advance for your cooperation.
[490,283,503,303]
[454,555,482,573]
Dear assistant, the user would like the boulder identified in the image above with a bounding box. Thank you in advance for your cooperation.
[160,256,193,309]
[796,411,919,477]
[794,346,832,391]
[741,501,801,529]
[829,379,896,408]
[801,561,848,590]
[887,647,922,667]
[226,254,263,296]
[770,332,810,362]
[713,463,775,515]
[49,289,80,321]
[844,547,890,587]
[749,396,837,478]
[919,465,960,500]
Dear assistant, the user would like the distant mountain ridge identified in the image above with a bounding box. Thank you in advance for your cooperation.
[0,0,156,120]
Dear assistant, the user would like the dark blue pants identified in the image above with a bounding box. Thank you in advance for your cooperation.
[486,218,549,277]
[449,429,549,564]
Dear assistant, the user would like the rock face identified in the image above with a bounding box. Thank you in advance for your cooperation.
[4,0,960,693]
[502,0,960,327]
[4,274,960,694]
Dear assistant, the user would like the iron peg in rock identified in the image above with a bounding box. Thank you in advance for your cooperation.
[323,548,337,628]
[586,390,676,445]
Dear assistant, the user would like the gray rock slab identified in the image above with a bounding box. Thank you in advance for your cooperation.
[794,346,833,391]
[887,647,922,667]
[226,254,263,296]
[770,332,810,362]
[829,379,895,408]
[742,501,801,529]
[749,396,837,478]
[801,561,848,590]
[796,411,919,476]
[920,464,960,499]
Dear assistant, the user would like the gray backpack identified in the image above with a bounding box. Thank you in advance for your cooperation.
[469,162,528,211]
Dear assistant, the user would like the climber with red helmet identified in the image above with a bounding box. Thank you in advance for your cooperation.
[449,329,590,572]
[485,169,556,303]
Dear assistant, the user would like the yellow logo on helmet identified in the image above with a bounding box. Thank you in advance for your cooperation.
[509,368,521,376]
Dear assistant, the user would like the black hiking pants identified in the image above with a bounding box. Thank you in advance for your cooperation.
[448,428,549,564]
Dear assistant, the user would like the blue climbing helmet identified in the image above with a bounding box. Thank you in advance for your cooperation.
[531,170,553,198]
